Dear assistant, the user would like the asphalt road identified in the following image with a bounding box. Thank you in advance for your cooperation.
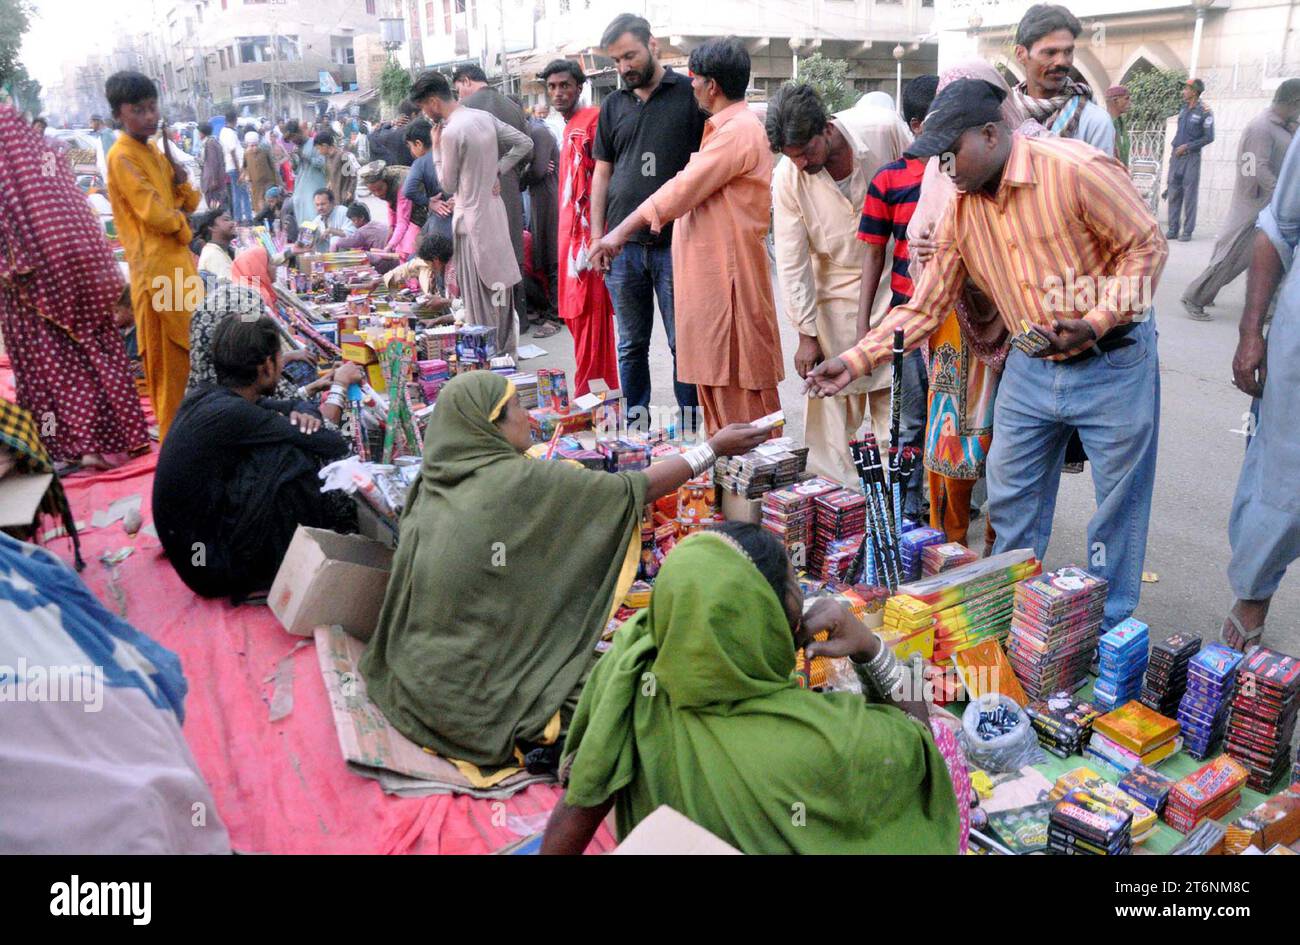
[527,234,1299,657]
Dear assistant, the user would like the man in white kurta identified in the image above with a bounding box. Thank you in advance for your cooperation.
[770,94,911,482]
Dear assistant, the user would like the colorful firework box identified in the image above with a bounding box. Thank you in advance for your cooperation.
[1049,767,1158,842]
[1221,790,1300,855]
[986,801,1054,854]
[1048,787,1133,855]
[1140,632,1202,716]
[1087,731,1181,773]
[1026,692,1103,757]
[922,541,978,576]
[1119,764,1176,815]
[1225,646,1300,791]
[1164,755,1249,834]
[1178,643,1244,760]
[899,527,945,583]
[952,638,1028,706]
[1091,700,1180,763]
[714,440,808,497]
[930,585,1020,662]
[760,476,840,552]
[884,549,1041,630]
[809,489,866,573]
[1094,618,1151,711]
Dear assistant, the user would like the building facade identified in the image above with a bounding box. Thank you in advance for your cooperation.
[146,0,385,120]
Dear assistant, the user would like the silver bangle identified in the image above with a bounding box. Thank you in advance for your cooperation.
[682,443,716,478]
[329,383,348,399]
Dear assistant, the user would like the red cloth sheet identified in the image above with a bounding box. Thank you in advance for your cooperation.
[13,371,612,854]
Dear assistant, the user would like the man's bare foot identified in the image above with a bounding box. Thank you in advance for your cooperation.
[1221,598,1269,651]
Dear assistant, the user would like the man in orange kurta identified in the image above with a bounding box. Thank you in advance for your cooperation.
[591,38,783,434]
[105,71,201,442]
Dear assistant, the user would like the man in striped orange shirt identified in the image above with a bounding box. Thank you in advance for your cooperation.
[808,79,1167,630]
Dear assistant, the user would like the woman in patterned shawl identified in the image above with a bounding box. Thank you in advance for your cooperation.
[0,105,149,468]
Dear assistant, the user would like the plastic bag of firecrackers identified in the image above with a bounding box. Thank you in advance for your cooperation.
[319,455,421,519]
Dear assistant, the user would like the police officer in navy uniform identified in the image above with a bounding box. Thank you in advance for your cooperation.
[1166,78,1215,241]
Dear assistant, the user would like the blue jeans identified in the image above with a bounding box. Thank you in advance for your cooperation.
[898,348,928,518]
[604,242,698,414]
[988,319,1159,630]
[227,169,252,222]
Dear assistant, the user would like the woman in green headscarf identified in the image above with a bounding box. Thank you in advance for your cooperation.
[360,372,768,782]
[541,523,961,854]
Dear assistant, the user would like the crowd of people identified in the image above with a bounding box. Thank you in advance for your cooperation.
[3,2,1300,855]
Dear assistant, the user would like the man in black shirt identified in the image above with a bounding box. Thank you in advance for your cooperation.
[251,186,297,243]
[366,99,420,167]
[590,13,706,426]
[153,315,361,601]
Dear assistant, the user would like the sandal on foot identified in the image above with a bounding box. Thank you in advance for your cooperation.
[1221,612,1265,652]
[531,321,562,339]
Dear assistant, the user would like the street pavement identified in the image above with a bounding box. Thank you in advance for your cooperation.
[525,234,1299,657]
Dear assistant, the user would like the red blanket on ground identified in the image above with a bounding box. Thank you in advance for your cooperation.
[6,358,610,854]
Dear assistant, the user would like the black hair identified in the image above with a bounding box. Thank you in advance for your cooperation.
[1014,4,1082,50]
[398,99,420,117]
[688,36,750,101]
[706,522,791,603]
[601,12,652,49]
[314,187,335,202]
[31,116,46,127]
[404,117,433,148]
[452,64,488,85]
[346,203,370,224]
[212,314,280,388]
[417,231,454,264]
[1275,78,1300,105]
[224,109,237,123]
[105,71,158,115]
[197,120,212,136]
[540,58,586,87]
[902,74,940,126]
[315,129,336,147]
[117,284,132,308]
[191,208,227,244]
[765,82,828,152]
[1187,78,1205,96]
[284,119,301,136]
[409,70,454,103]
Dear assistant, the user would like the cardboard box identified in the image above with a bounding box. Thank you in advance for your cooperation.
[0,472,54,529]
[269,526,395,641]
[718,490,763,525]
[612,805,741,855]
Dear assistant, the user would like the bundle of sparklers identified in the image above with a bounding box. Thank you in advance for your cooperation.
[848,330,922,591]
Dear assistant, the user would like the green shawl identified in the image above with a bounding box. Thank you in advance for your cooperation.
[562,531,960,853]
[359,372,646,773]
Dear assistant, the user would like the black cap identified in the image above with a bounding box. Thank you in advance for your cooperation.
[905,79,1007,159]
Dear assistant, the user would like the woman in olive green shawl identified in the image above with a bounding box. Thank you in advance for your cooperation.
[542,524,960,854]
[360,372,768,780]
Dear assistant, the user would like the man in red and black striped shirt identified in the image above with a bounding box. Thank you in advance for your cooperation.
[855,75,937,518]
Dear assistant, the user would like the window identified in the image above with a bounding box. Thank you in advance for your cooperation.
[366,0,377,12]
[218,48,226,71]
[275,35,301,62]
[443,0,452,33]
[331,36,356,66]
[559,0,569,11]
[469,0,477,27]
[425,1,436,33]
[237,36,272,64]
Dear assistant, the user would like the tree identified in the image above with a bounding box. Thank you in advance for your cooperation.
[796,53,857,114]
[7,62,41,116]
[380,58,412,111]
[0,0,34,86]
[1125,67,1187,127]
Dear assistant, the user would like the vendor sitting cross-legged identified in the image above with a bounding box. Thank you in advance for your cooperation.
[359,371,769,781]
[153,314,364,602]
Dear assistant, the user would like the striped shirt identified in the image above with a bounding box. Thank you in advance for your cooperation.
[842,134,1167,376]
[857,157,926,306]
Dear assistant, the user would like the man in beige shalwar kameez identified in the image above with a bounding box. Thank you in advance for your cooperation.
[409,71,533,357]
[767,86,911,482]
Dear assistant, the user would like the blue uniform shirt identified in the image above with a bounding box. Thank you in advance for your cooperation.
[1172,102,1215,155]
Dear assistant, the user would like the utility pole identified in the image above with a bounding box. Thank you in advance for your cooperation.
[498,0,509,93]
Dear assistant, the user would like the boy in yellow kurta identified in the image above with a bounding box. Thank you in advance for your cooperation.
[105,71,201,441]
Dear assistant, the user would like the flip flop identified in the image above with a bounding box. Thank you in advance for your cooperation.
[1220,612,1265,652]
[531,321,562,339]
